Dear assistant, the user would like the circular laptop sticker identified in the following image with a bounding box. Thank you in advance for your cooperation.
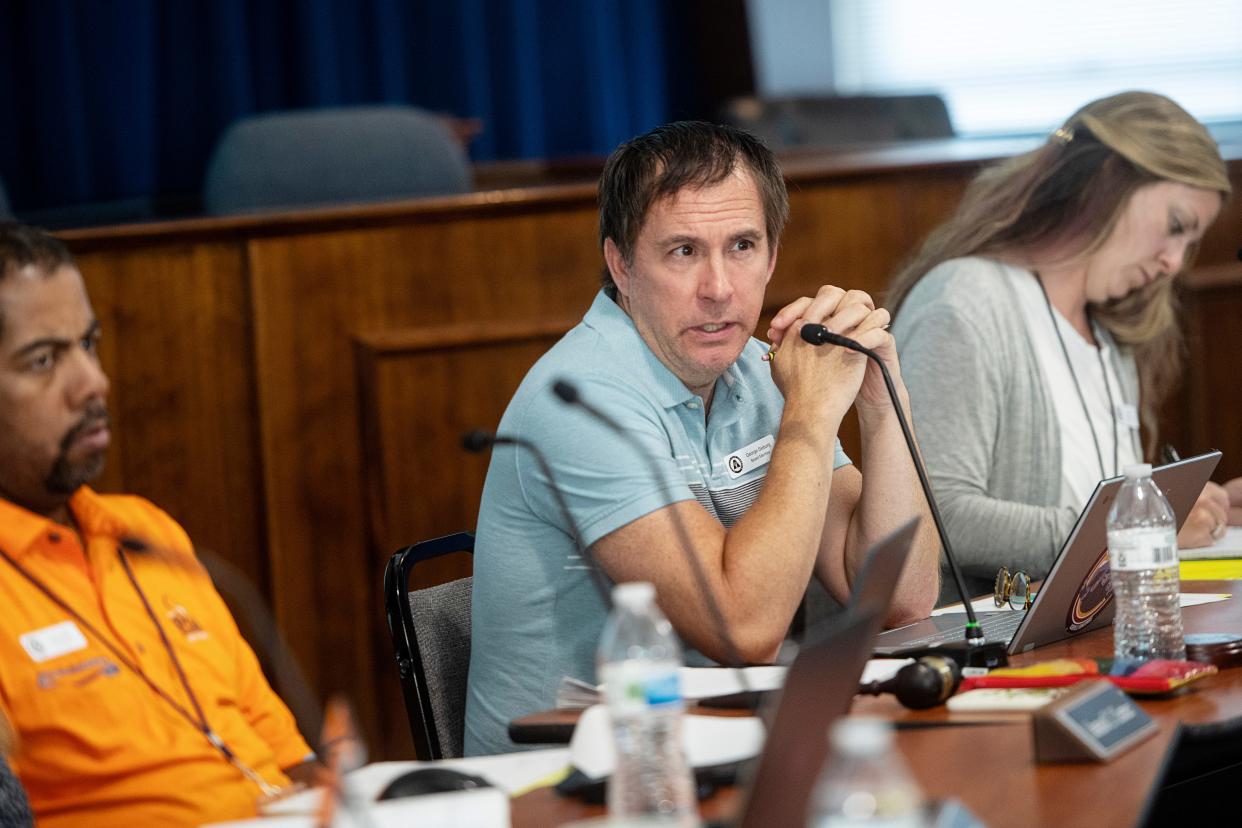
[1067,549,1114,632]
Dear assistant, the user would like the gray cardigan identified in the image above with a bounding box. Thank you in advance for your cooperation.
[892,257,1140,599]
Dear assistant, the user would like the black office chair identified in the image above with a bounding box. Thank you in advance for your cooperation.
[383,531,474,760]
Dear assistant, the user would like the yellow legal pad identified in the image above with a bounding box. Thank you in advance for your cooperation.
[1181,559,1242,580]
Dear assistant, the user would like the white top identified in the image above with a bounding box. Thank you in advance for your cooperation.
[1009,269,1142,512]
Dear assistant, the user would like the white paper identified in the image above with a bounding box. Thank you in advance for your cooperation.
[931,592,1228,617]
[259,748,571,818]
[677,665,786,699]
[860,658,912,684]
[1179,593,1231,608]
[1179,526,1242,560]
[207,787,509,828]
[931,597,1019,617]
[569,705,766,780]
[945,687,1067,713]
[666,661,904,699]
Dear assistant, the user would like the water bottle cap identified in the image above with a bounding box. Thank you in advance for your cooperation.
[1123,463,1152,480]
[612,581,656,608]
[829,716,893,755]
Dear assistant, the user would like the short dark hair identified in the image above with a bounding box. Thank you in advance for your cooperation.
[0,222,73,279]
[0,222,75,339]
[597,121,789,296]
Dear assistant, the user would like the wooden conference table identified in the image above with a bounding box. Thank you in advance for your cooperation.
[507,580,1242,828]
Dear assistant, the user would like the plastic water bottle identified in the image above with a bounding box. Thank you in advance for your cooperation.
[808,717,925,827]
[597,582,698,826]
[1107,463,1185,665]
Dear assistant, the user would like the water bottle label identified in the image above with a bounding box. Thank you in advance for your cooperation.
[602,661,683,713]
[643,671,681,707]
[1108,527,1178,571]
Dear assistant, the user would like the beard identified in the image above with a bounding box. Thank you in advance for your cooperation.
[44,403,110,496]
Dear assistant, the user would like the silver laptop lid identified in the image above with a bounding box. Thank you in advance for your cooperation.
[737,518,920,827]
[1006,450,1220,653]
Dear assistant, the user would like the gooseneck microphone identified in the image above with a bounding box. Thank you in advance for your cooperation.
[550,379,751,677]
[461,429,613,611]
[800,323,1008,669]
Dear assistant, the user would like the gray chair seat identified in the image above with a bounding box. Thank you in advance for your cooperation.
[384,532,474,760]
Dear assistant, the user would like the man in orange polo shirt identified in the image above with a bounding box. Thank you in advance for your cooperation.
[0,222,314,827]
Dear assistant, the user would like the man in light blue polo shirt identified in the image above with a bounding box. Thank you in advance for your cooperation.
[464,122,941,756]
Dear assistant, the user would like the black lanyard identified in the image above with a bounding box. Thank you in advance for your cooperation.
[0,540,283,798]
[1034,273,1119,480]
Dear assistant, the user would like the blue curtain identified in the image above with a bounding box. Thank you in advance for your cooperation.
[0,0,679,212]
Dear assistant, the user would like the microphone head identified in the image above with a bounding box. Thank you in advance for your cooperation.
[799,323,869,354]
[461,429,495,453]
[800,323,830,345]
[552,379,580,404]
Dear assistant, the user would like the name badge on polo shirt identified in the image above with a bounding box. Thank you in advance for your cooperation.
[1116,402,1140,431]
[724,434,775,479]
[20,621,88,663]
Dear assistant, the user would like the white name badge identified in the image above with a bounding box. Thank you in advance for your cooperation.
[1116,402,1140,431]
[724,434,775,479]
[20,620,88,663]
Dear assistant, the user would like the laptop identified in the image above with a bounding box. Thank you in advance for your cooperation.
[560,519,974,825]
[734,517,919,827]
[734,609,882,827]
[873,451,1221,657]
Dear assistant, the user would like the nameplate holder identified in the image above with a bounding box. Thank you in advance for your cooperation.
[1032,680,1158,763]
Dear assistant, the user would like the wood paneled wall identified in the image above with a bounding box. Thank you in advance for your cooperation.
[58,140,1242,759]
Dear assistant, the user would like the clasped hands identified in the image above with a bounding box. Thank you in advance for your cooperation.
[764,285,901,415]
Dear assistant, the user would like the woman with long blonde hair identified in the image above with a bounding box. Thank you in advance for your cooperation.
[889,91,1234,596]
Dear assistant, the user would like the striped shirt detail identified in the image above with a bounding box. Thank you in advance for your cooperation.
[689,475,767,528]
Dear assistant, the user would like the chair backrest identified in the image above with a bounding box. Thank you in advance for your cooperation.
[720,93,954,150]
[203,105,472,215]
[383,531,474,760]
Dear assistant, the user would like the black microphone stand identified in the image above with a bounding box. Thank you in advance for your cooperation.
[550,380,752,674]
[466,424,757,705]
[800,323,1008,669]
[461,429,614,611]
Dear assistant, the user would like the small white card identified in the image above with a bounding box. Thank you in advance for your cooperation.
[20,620,88,663]
[724,434,774,479]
